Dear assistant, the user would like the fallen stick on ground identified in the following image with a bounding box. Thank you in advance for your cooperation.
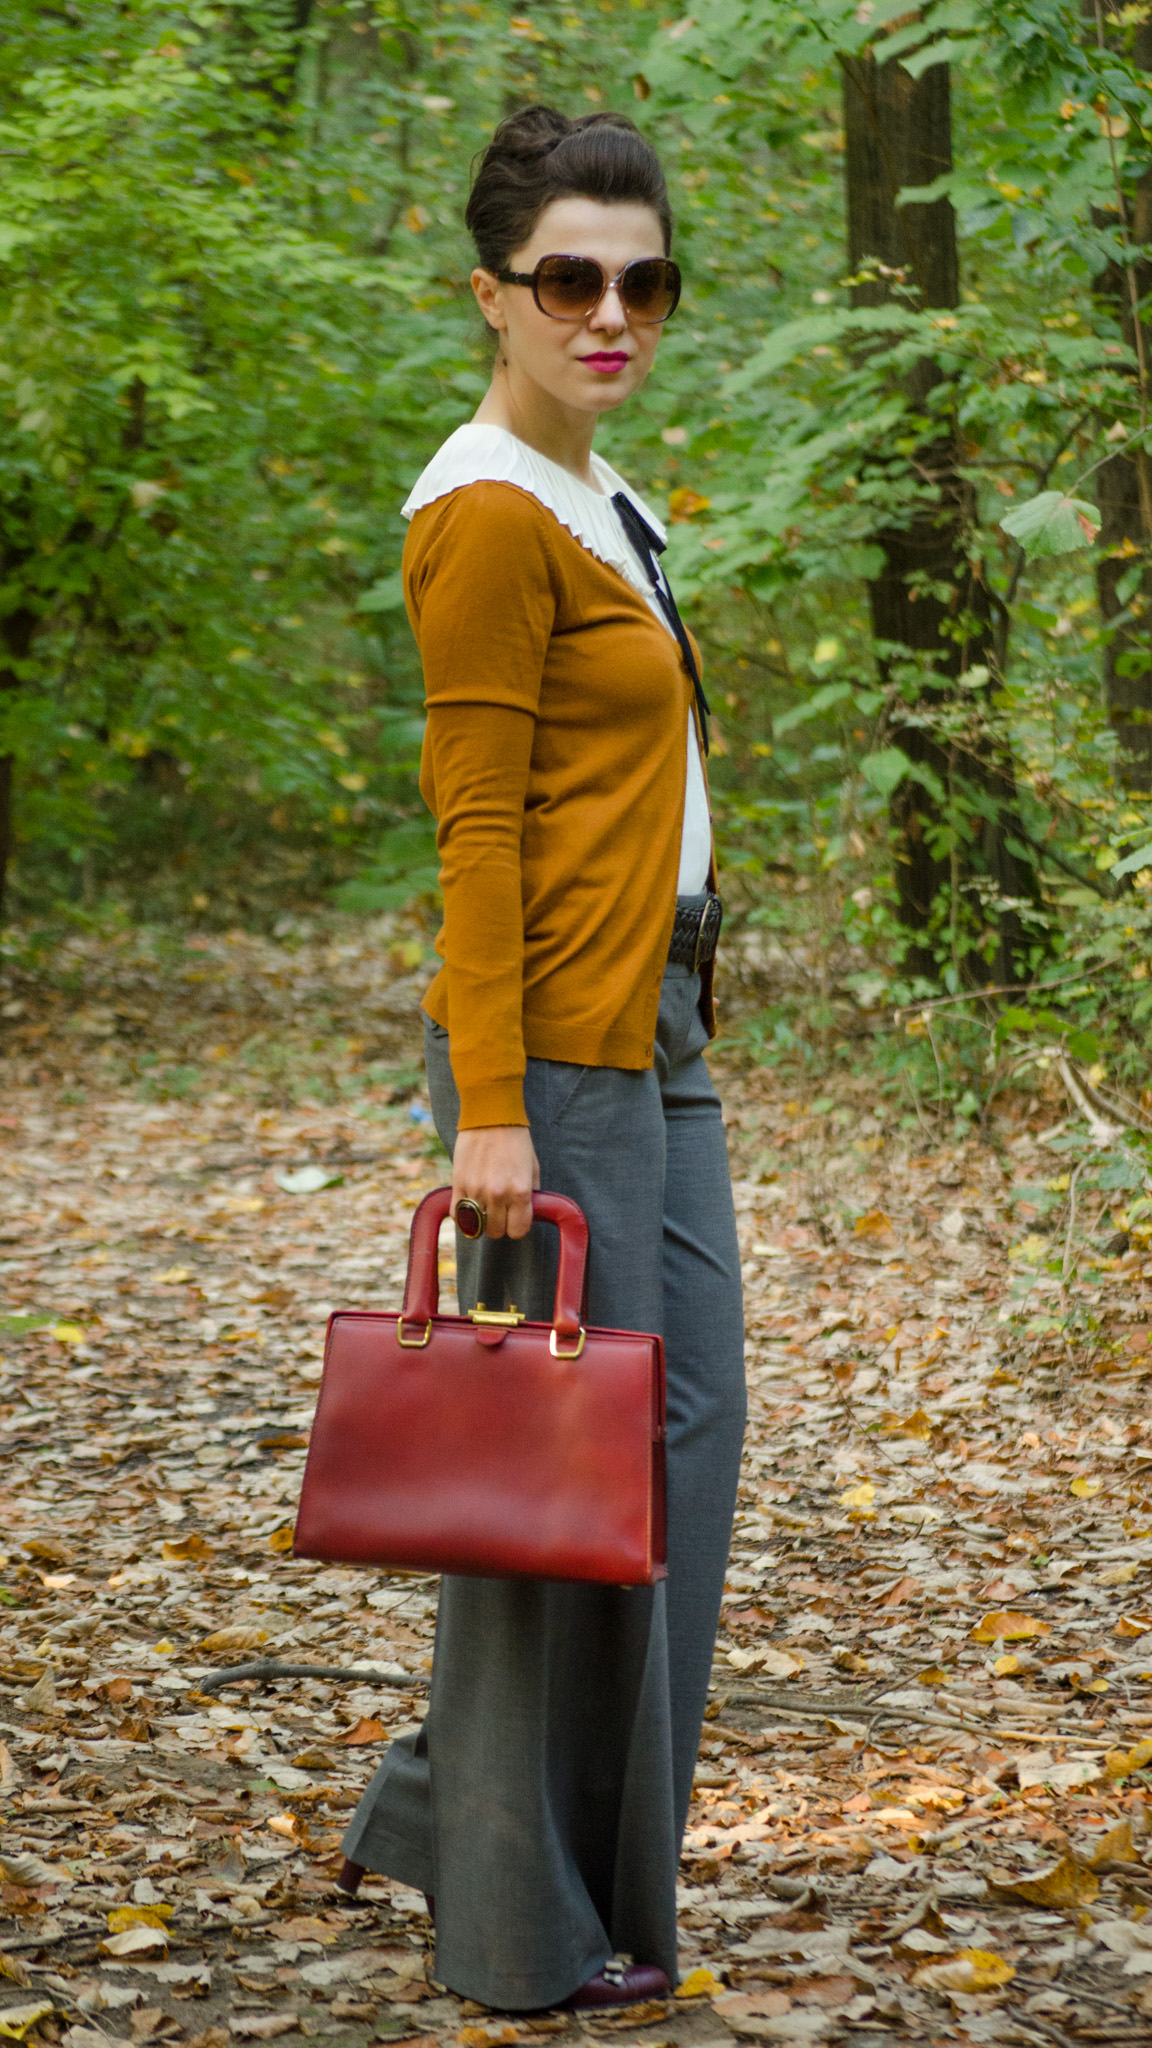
[716,1684,1089,1744]
[715,1682,978,1734]
[716,1679,1114,1745]
[196,1658,429,1694]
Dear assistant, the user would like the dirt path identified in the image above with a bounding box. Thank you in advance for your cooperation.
[1,924,1151,2047]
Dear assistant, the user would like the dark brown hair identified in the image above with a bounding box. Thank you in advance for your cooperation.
[465,104,673,272]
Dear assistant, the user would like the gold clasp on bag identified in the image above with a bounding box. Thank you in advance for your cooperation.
[550,1326,586,1360]
[397,1318,433,1349]
[470,1302,526,1328]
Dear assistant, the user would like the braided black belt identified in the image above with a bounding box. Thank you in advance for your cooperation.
[668,893,723,971]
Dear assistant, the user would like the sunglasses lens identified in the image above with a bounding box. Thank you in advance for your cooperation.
[535,256,603,318]
[621,259,680,322]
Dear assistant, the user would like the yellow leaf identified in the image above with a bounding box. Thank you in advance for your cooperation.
[162,1534,213,1562]
[1090,1819,1139,1868]
[992,1655,1021,1677]
[913,1949,1015,1993]
[839,1481,876,1509]
[107,1905,173,1931]
[391,938,425,972]
[1071,1476,1103,1498]
[267,1814,299,1840]
[854,1208,893,1238]
[152,1639,177,1655]
[337,772,367,792]
[0,2001,55,2039]
[99,1926,170,1958]
[834,1648,870,1675]
[268,1526,295,1554]
[1116,1614,1152,1638]
[337,1716,388,1746]
[0,1957,30,1989]
[882,1408,933,1441]
[1009,1235,1049,1262]
[198,1626,268,1654]
[156,1266,192,1284]
[915,1666,949,1687]
[813,637,841,664]
[667,487,712,523]
[1105,1735,1152,1778]
[675,1967,724,1999]
[988,1851,1098,1908]
[970,1610,1051,1644]
[50,1322,86,1345]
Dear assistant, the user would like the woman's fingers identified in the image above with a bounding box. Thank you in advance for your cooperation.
[452,1125,537,1241]
[504,1186,535,1240]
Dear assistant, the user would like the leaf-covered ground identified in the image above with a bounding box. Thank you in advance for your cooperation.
[2,924,1151,2048]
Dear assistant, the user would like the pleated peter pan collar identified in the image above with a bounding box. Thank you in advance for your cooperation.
[401,422,671,628]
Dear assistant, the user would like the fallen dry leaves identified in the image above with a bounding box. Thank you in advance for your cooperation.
[1,918,1151,2048]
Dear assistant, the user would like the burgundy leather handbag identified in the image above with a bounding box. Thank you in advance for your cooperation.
[293,1186,667,1585]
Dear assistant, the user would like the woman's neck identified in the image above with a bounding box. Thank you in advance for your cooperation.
[473,360,600,489]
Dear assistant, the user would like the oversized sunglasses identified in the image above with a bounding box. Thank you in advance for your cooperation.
[495,253,682,325]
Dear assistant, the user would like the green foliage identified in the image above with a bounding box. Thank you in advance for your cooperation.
[0,0,667,917]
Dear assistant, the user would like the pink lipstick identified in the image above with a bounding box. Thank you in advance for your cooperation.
[580,351,629,374]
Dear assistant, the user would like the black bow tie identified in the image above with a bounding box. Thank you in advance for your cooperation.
[611,491,711,754]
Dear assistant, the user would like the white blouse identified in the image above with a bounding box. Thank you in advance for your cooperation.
[402,423,712,897]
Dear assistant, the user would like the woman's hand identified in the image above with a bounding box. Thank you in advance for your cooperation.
[453,1125,540,1240]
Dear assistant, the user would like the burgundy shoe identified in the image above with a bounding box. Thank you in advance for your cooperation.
[563,1959,669,2010]
[336,1858,365,1894]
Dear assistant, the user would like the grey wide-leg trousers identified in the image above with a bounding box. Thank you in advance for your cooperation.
[340,961,746,2010]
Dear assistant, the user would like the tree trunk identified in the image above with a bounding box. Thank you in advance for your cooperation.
[841,48,1037,983]
[1092,12,1152,787]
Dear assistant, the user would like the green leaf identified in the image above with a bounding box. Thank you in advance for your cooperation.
[996,1006,1035,1038]
[860,746,913,799]
[999,491,1101,558]
[356,570,405,614]
[1112,837,1152,878]
[0,1312,55,1336]
[773,681,853,736]
[901,37,975,78]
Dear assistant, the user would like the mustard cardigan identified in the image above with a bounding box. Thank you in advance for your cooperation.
[407,478,712,1129]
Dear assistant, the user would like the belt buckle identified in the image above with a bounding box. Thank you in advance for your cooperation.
[691,894,721,972]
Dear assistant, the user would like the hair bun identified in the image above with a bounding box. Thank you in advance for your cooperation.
[465,101,672,277]
[484,104,575,165]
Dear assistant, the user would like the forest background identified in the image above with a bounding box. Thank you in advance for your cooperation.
[4,0,1152,1135]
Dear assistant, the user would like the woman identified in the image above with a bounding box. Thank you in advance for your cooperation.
[338,105,746,2014]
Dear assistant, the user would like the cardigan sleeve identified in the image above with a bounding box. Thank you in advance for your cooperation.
[406,483,557,1129]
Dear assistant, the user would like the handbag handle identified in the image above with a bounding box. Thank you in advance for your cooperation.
[400,1186,589,1352]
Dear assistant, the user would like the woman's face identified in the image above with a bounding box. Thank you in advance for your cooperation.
[473,195,668,418]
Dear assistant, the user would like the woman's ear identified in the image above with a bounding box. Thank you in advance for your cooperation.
[472,267,506,332]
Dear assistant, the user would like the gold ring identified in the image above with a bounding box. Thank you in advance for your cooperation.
[455,1196,487,1240]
